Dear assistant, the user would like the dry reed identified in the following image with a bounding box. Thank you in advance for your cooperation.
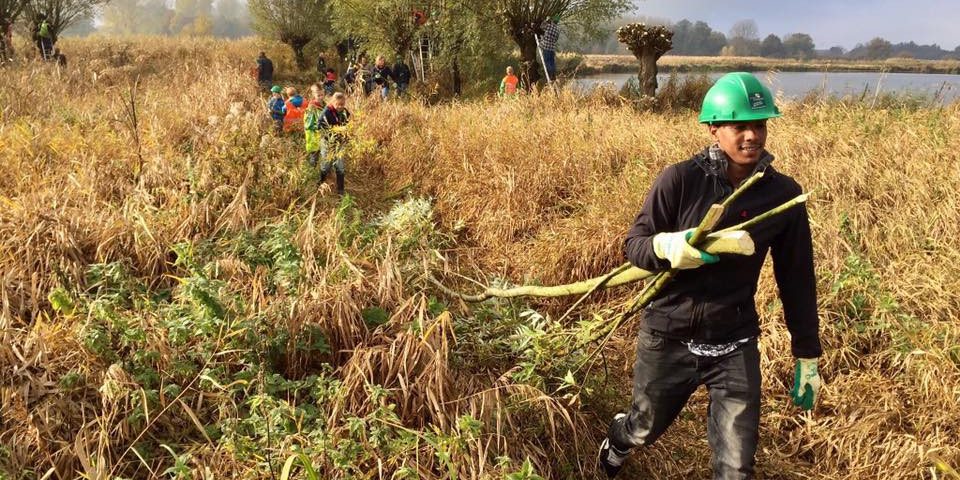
[1,36,958,480]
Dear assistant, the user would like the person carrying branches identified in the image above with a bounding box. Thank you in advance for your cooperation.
[305,91,350,195]
[598,72,823,479]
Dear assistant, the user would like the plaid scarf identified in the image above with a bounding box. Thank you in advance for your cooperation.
[705,144,774,185]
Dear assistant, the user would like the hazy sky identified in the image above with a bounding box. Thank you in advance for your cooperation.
[633,0,960,50]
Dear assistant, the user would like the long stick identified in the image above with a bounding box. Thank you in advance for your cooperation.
[716,192,811,234]
[534,34,552,85]
[622,203,725,318]
[429,230,754,302]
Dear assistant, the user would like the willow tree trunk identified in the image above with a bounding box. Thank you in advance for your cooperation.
[638,49,659,97]
[0,21,13,61]
[520,38,540,89]
[290,41,308,70]
[451,56,462,97]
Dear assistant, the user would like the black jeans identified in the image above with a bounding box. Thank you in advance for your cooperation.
[608,329,761,480]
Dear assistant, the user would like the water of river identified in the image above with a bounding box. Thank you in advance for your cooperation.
[571,71,960,104]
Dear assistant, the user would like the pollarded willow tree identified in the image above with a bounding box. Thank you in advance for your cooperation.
[331,0,435,58]
[497,0,632,86]
[22,0,109,45]
[617,23,672,98]
[249,0,331,69]
[418,0,511,95]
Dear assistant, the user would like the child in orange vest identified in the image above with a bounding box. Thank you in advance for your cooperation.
[499,66,520,98]
[283,87,306,134]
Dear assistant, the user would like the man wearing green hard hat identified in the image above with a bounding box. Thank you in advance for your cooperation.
[598,72,822,479]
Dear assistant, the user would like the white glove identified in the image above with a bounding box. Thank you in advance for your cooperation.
[652,229,719,270]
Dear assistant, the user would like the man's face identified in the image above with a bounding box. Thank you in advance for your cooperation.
[710,120,768,166]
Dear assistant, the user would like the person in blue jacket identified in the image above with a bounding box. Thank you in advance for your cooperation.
[266,85,286,134]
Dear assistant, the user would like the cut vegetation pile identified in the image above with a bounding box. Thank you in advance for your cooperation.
[1,37,959,479]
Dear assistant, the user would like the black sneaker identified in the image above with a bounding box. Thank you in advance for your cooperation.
[598,414,629,478]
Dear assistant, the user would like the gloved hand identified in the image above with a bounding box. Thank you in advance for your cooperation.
[652,229,719,270]
[790,357,821,410]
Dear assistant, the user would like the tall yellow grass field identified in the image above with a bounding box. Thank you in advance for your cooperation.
[1,36,958,479]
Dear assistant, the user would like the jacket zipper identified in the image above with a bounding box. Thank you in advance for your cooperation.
[689,299,703,340]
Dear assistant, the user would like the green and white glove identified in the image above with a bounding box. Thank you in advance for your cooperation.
[790,358,821,411]
[652,229,720,270]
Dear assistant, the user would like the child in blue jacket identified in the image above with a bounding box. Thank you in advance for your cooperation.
[266,85,286,134]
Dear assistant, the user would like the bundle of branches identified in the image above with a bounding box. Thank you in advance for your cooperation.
[616,23,673,97]
[433,171,810,372]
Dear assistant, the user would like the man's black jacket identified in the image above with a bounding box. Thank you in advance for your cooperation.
[393,63,412,85]
[624,147,822,358]
[257,56,274,82]
[372,65,392,85]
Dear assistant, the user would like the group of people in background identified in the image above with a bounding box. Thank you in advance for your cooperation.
[253,12,560,194]
[258,51,355,195]
[256,51,412,101]
[343,54,412,99]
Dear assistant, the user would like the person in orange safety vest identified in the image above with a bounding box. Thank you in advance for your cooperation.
[499,66,520,98]
[283,87,306,134]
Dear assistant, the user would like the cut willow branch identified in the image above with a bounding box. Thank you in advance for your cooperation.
[623,170,769,317]
[431,230,755,302]
[717,192,811,234]
[573,190,811,370]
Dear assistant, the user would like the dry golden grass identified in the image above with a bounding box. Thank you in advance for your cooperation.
[1,36,959,479]
[360,90,960,478]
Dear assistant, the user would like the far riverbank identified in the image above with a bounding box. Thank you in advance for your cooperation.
[569,54,960,75]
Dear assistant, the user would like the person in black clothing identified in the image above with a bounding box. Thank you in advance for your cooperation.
[54,48,66,67]
[598,72,823,480]
[392,54,412,97]
[256,52,274,92]
[371,55,392,100]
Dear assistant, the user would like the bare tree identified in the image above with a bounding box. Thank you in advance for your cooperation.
[249,0,331,69]
[728,19,758,41]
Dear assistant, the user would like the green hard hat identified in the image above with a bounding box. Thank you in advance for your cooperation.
[698,72,781,124]
[271,85,282,93]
